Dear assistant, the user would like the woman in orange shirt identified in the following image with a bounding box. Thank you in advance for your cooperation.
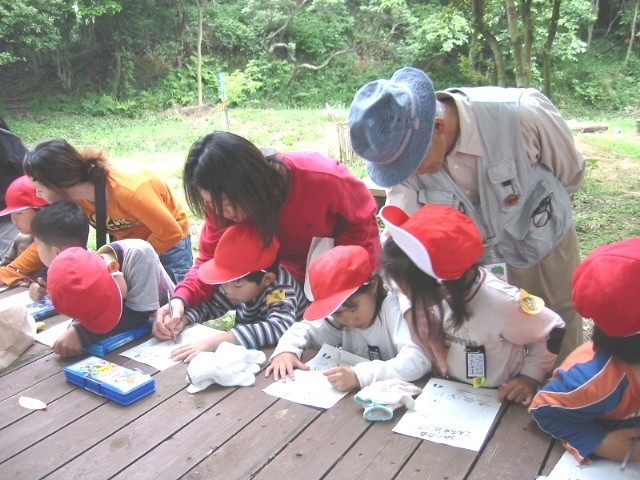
[24,139,192,283]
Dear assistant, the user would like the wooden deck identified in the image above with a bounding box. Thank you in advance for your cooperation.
[1,288,565,480]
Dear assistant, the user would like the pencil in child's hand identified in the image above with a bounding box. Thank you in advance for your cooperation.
[337,346,342,366]
[167,289,177,344]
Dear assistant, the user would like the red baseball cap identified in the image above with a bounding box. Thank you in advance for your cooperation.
[198,223,280,284]
[572,237,640,337]
[304,245,373,321]
[0,176,48,216]
[47,247,123,334]
[380,204,483,281]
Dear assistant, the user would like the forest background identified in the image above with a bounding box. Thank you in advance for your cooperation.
[0,0,638,259]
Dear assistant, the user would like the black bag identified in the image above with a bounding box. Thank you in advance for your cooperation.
[0,117,27,216]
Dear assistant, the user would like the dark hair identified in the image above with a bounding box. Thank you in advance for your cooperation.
[242,257,280,284]
[382,238,476,336]
[344,272,388,317]
[183,131,287,244]
[592,326,640,364]
[23,138,109,190]
[31,201,90,248]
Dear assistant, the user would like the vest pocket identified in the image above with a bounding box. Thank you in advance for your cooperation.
[419,188,461,210]
[500,174,571,267]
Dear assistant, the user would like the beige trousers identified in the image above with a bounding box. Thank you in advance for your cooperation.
[508,226,584,364]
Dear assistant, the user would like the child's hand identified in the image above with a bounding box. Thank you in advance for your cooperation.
[324,366,360,392]
[28,278,47,302]
[265,352,308,382]
[152,299,187,340]
[170,341,208,363]
[52,328,83,358]
[170,331,235,362]
[498,374,539,406]
[594,427,640,462]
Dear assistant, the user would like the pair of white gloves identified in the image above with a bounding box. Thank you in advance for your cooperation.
[186,342,266,394]
[354,379,422,422]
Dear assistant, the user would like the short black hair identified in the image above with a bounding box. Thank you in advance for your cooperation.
[31,201,89,248]
[242,257,280,284]
[592,326,640,364]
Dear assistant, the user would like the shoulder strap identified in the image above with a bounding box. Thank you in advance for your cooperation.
[94,178,107,248]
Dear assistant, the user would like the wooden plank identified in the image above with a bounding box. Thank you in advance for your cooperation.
[395,438,477,479]
[0,371,107,464]
[324,413,421,480]
[181,399,320,480]
[0,355,163,477]
[467,403,555,480]
[0,349,68,401]
[47,375,241,479]
[0,370,76,430]
[252,392,372,479]
[112,370,284,480]
[540,440,566,476]
[53,347,277,480]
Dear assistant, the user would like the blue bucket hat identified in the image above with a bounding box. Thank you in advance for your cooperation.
[348,67,436,188]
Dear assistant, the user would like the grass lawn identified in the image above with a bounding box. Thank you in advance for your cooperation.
[7,107,640,259]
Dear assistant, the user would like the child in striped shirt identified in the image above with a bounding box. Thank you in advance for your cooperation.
[161,223,308,362]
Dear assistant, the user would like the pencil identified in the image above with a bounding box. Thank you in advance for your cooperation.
[167,289,177,343]
[620,437,638,471]
[337,346,342,366]
[7,265,36,284]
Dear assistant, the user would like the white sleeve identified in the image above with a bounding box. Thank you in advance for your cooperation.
[352,296,431,387]
[269,319,341,361]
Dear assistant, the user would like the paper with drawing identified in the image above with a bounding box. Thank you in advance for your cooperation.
[263,343,368,409]
[547,451,640,480]
[392,378,501,451]
[120,324,223,370]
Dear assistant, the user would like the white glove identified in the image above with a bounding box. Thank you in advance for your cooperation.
[354,379,422,421]
[186,342,266,393]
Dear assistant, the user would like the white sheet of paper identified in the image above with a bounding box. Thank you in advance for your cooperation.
[547,450,640,480]
[0,290,30,307]
[392,378,501,451]
[305,343,369,370]
[263,343,369,409]
[35,319,72,347]
[120,324,224,370]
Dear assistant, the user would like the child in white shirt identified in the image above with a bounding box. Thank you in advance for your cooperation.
[266,245,430,391]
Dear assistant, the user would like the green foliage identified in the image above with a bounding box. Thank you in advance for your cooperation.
[552,42,640,113]
[0,0,66,65]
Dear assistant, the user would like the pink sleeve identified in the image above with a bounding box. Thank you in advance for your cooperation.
[173,211,221,307]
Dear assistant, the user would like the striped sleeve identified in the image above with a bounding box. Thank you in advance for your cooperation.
[231,268,308,349]
[184,290,234,325]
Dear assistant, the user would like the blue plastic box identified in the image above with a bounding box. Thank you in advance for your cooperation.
[84,323,151,357]
[64,357,156,405]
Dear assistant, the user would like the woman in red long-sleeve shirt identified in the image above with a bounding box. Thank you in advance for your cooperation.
[153,130,381,340]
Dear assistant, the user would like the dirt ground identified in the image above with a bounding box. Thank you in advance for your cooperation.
[576,136,640,191]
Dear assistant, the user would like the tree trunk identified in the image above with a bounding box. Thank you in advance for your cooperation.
[472,0,508,86]
[196,0,204,106]
[587,0,600,49]
[522,0,533,86]
[625,0,639,65]
[505,0,533,87]
[111,51,122,97]
[543,0,561,98]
